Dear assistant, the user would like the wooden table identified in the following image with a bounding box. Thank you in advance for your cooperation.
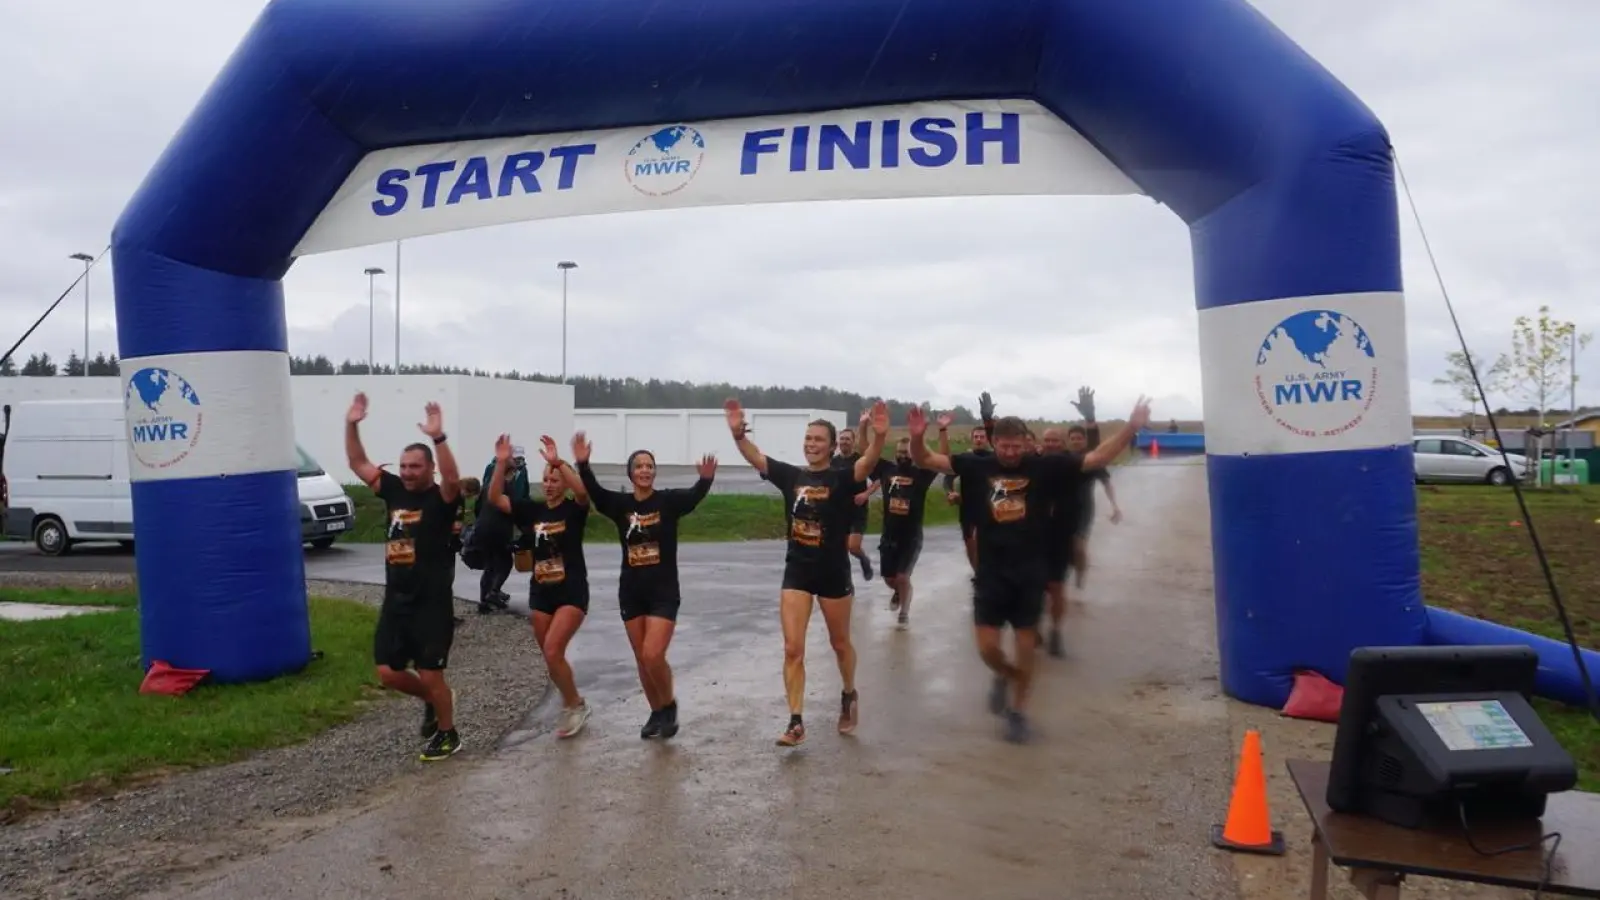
[1286,759,1600,899]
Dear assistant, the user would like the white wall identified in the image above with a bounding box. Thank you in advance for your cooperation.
[0,378,838,478]
[573,408,848,466]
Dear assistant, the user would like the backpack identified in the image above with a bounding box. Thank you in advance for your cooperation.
[458,521,486,570]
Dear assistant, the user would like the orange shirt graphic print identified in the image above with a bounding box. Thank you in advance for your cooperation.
[888,475,914,515]
[386,508,421,566]
[625,510,662,567]
[791,485,829,547]
[988,476,1030,525]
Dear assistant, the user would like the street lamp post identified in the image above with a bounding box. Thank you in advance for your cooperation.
[69,252,94,375]
[557,260,577,383]
[363,266,385,375]
[393,240,402,374]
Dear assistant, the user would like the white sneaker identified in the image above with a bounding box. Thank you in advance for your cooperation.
[556,701,590,739]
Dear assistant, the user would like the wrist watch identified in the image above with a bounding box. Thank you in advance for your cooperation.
[432,433,447,445]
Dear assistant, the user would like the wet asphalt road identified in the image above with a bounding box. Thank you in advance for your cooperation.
[129,458,1239,900]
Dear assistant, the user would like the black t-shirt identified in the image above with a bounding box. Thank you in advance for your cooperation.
[949,451,1082,568]
[872,459,937,541]
[376,471,462,604]
[577,462,710,598]
[471,490,515,547]
[833,451,868,494]
[510,498,590,593]
[1045,425,1103,538]
[766,458,861,569]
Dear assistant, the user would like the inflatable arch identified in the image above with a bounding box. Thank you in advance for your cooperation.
[108,0,1599,707]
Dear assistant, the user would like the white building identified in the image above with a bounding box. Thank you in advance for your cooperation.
[0,376,843,483]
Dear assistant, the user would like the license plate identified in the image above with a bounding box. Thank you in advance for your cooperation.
[324,520,347,532]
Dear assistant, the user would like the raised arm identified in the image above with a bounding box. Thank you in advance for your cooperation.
[670,454,718,516]
[724,398,769,476]
[1083,396,1152,471]
[906,406,956,476]
[485,434,516,514]
[852,400,890,483]
[343,393,382,491]
[935,411,953,456]
[571,432,621,517]
[539,435,588,506]
[417,401,460,503]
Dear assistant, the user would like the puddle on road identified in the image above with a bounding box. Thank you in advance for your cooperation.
[0,602,117,622]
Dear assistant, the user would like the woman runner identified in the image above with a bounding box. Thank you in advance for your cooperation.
[575,434,716,740]
[485,433,594,739]
[726,397,889,747]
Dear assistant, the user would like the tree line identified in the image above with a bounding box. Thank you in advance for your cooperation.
[0,351,981,422]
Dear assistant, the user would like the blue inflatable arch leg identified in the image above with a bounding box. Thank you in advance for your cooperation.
[115,0,1439,702]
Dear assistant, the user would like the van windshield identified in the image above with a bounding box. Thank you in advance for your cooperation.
[296,444,325,477]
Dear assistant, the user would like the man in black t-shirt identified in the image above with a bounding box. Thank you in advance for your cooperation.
[909,396,1150,744]
[575,436,715,741]
[344,392,466,762]
[1066,423,1123,591]
[833,418,877,583]
[871,436,939,629]
[487,434,595,740]
[729,397,888,749]
[943,422,994,571]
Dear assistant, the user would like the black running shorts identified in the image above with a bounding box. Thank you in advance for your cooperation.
[618,586,680,622]
[878,533,924,580]
[850,502,869,535]
[373,595,456,671]
[972,565,1047,631]
[531,580,590,616]
[1045,539,1072,585]
[781,560,854,600]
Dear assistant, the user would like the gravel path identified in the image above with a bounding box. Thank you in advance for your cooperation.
[0,572,549,900]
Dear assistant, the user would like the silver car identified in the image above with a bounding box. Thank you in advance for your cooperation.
[1412,435,1531,485]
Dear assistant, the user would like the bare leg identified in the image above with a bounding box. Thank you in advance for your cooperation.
[1011,628,1039,713]
[415,669,454,730]
[533,608,586,708]
[974,626,1016,680]
[624,617,659,708]
[780,590,815,715]
[818,595,857,693]
[640,616,677,708]
[377,665,430,700]
[895,575,914,616]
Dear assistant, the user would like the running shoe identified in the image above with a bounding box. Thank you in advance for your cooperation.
[420,701,438,739]
[777,719,806,747]
[555,701,591,739]
[838,690,859,735]
[988,675,1008,716]
[1003,710,1032,744]
[420,729,464,761]
[659,701,680,739]
[640,708,663,740]
[896,609,909,630]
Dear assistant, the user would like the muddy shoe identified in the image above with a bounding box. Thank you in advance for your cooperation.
[777,717,806,747]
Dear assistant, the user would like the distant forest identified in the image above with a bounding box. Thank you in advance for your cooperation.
[3,351,979,422]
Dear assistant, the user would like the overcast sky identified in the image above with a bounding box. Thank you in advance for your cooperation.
[1,0,1595,421]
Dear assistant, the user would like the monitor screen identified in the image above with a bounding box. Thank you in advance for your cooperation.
[1416,699,1534,752]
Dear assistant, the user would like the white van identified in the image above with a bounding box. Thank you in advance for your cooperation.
[1,399,355,555]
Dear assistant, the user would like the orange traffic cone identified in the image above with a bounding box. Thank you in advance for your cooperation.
[1150,438,1160,459]
[1210,729,1286,855]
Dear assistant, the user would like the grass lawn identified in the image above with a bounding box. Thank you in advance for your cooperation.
[344,480,965,544]
[1417,484,1600,790]
[0,587,382,816]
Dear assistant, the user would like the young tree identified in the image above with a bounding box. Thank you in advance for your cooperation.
[63,350,86,377]
[1505,306,1591,427]
[1433,349,1509,432]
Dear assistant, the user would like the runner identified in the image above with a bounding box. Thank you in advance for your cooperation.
[343,392,466,761]
[575,436,716,740]
[1067,422,1124,589]
[907,396,1150,743]
[727,397,889,747]
[943,394,997,571]
[834,418,877,583]
[485,433,594,739]
[871,418,945,629]
[1038,388,1102,658]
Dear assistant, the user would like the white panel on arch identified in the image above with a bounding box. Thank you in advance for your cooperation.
[120,351,297,482]
[295,99,1142,255]
[1198,291,1413,457]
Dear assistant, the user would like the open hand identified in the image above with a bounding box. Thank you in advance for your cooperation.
[946,491,961,506]
[868,399,890,435]
[1072,386,1096,422]
[723,398,748,436]
[494,433,513,463]
[906,404,929,439]
[1128,395,1153,431]
[346,392,369,425]
[696,453,718,480]
[418,401,444,439]
[571,431,592,464]
[854,490,870,506]
[978,391,996,422]
[539,435,561,465]
[936,411,954,430]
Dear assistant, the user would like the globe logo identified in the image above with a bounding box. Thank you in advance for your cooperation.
[1254,310,1379,438]
[124,367,204,469]
[624,125,706,197]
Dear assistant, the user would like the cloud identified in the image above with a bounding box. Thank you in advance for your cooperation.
[1,0,1596,423]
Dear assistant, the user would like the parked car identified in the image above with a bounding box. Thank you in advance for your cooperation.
[1,399,355,555]
[1412,434,1532,486]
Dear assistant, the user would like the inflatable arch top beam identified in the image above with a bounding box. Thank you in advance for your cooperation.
[115,0,1448,706]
